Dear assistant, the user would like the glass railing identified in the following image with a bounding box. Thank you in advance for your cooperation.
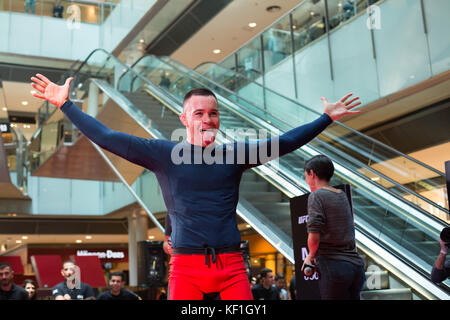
[0,0,118,24]
[117,54,449,290]
[159,56,450,224]
[2,125,29,194]
[216,0,450,116]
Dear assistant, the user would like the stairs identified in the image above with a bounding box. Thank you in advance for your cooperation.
[359,252,416,300]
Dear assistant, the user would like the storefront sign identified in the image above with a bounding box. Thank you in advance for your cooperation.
[76,250,125,259]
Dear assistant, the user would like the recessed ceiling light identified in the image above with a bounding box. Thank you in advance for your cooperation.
[2,107,6,111]
[85,236,92,240]
[213,49,221,54]
[76,240,82,243]
[22,236,28,240]
[16,240,22,244]
[248,22,257,28]
[266,5,281,13]
[21,101,28,106]
[139,39,145,43]
[148,235,155,240]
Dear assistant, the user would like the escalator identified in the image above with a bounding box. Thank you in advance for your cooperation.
[33,48,449,299]
[0,122,30,200]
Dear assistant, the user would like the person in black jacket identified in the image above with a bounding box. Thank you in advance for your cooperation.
[431,227,450,283]
[251,268,279,300]
[97,272,141,300]
[0,263,28,300]
[52,260,95,300]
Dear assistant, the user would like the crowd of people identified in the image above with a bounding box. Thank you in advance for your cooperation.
[0,260,145,300]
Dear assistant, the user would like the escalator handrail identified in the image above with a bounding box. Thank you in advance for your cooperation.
[189,60,446,178]
[136,55,449,218]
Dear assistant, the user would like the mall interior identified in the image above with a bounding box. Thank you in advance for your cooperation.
[0,0,449,300]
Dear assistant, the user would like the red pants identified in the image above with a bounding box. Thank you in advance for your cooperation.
[168,252,253,300]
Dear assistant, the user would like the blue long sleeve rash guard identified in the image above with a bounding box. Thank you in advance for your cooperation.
[60,100,332,249]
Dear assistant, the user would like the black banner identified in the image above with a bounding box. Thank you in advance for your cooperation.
[289,184,353,300]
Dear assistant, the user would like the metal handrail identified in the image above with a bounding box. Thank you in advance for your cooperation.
[191,60,445,177]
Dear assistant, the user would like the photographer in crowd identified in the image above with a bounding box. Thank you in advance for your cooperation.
[431,227,450,283]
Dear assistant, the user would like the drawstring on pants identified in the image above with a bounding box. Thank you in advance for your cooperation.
[203,245,217,266]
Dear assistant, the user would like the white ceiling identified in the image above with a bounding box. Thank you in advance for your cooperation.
[1,81,43,140]
[171,0,304,68]
[2,81,43,114]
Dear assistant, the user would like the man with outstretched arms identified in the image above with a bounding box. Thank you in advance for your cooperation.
[31,74,360,300]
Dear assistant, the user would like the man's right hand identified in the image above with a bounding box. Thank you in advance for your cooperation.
[30,74,73,108]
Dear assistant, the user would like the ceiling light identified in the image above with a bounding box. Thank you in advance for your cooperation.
[371,177,380,181]
[21,101,28,106]
[266,5,281,13]
[10,124,16,127]
[22,236,28,240]
[16,240,22,244]
[85,236,92,240]
[246,224,251,228]
[76,240,82,243]
[139,39,145,43]
[213,49,221,54]
[2,108,6,111]
[248,22,257,28]
[148,235,155,240]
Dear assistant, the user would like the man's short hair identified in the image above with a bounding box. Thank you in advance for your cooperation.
[304,155,334,182]
[275,273,285,281]
[260,268,273,278]
[0,263,12,271]
[109,271,125,281]
[62,260,76,268]
[182,88,218,111]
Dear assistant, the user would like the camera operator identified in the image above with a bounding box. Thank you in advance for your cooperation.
[431,227,450,283]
